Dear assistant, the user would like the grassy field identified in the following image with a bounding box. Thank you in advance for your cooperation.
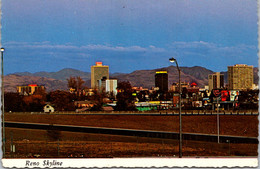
[5,113,258,137]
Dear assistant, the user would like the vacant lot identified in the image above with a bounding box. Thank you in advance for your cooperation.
[5,113,258,137]
[4,113,258,158]
[5,128,258,158]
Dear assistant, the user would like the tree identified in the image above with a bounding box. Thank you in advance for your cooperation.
[49,90,76,111]
[4,92,25,112]
[23,94,46,112]
[67,76,85,97]
[115,81,136,111]
[67,77,77,89]
[89,88,107,111]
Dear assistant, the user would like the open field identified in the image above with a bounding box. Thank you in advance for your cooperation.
[4,113,258,158]
[5,113,258,137]
[5,128,258,158]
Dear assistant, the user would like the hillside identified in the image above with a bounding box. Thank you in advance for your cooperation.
[4,75,67,92]
[114,66,214,88]
[13,68,91,81]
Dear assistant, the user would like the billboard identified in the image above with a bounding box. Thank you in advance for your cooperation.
[230,90,239,101]
[221,90,229,101]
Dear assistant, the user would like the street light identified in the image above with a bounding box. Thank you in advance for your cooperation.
[169,57,182,158]
[1,47,5,157]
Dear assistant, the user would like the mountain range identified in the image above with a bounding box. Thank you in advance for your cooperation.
[5,66,259,92]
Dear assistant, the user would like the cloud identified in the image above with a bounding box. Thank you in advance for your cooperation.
[5,40,257,61]
[165,41,257,71]
[168,41,256,57]
[5,41,165,53]
[3,41,257,74]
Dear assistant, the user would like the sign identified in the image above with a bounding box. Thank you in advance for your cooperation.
[221,90,229,101]
[230,90,239,101]
[96,62,103,66]
[212,89,221,97]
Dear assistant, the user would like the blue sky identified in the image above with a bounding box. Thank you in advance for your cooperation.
[1,0,258,74]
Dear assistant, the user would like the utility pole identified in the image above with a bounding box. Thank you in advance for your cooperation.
[1,47,5,157]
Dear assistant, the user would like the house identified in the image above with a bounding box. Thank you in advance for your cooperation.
[44,103,55,113]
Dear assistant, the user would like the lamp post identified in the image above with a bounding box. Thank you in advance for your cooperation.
[1,47,5,157]
[169,57,182,158]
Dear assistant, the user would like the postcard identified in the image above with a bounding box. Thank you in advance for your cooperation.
[1,0,259,168]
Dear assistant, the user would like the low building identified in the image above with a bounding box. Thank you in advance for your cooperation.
[102,106,114,111]
[17,84,45,95]
[44,104,55,113]
[74,101,94,109]
[98,78,118,95]
[135,102,158,111]
[170,82,189,92]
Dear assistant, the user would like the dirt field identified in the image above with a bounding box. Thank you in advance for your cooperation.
[4,113,258,158]
[5,128,258,158]
[5,113,258,137]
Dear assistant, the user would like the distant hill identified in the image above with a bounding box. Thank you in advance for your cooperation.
[12,68,128,82]
[114,66,214,88]
[12,68,91,81]
[7,66,258,92]
[4,75,67,92]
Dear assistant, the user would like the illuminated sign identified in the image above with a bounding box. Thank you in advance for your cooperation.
[221,90,229,101]
[96,62,103,66]
[156,71,167,74]
[28,84,37,87]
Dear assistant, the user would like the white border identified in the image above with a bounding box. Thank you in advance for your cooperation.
[2,158,258,168]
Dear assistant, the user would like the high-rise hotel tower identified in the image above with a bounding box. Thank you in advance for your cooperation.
[155,71,168,92]
[228,64,253,90]
[91,62,109,88]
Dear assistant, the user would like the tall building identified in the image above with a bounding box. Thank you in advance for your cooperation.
[228,64,253,90]
[208,72,224,91]
[155,71,168,92]
[91,62,109,88]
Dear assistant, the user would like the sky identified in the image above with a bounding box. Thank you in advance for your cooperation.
[1,0,258,74]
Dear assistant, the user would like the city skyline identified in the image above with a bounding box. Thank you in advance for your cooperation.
[1,0,258,75]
